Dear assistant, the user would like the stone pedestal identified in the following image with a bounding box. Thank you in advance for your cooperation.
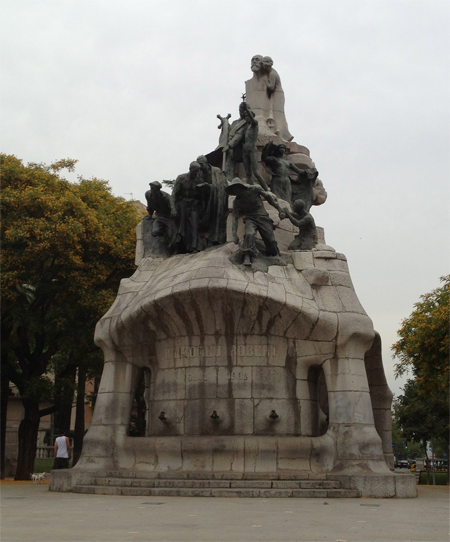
[50,221,416,497]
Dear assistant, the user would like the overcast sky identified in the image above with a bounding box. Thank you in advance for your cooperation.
[2,0,449,397]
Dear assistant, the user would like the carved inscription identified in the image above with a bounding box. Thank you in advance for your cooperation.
[187,373,209,382]
[187,371,248,382]
[164,344,276,361]
[165,345,222,359]
[227,371,248,380]
[231,345,276,358]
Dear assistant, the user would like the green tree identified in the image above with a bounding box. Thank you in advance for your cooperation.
[394,380,449,483]
[392,278,449,484]
[393,276,449,395]
[1,154,142,479]
[391,419,422,460]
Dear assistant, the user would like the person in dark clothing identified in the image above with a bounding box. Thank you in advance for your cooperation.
[226,177,280,266]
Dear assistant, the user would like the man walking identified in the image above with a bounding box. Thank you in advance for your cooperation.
[53,431,71,469]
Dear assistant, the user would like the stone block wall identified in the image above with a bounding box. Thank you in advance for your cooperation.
[76,235,396,478]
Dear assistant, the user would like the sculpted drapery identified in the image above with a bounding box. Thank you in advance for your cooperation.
[245,55,293,142]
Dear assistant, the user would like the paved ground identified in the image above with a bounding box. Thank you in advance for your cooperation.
[1,481,448,542]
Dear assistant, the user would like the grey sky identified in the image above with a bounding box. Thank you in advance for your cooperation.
[2,0,449,397]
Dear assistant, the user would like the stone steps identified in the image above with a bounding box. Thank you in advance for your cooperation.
[95,470,332,480]
[72,475,360,498]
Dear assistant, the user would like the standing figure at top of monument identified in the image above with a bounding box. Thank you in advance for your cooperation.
[223,102,247,181]
[245,55,293,142]
[240,102,269,191]
[172,162,210,254]
[145,181,176,236]
[197,155,228,246]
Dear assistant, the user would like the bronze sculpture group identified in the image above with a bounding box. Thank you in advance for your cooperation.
[144,57,323,266]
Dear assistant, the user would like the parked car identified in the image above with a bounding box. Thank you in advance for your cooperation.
[397,460,409,468]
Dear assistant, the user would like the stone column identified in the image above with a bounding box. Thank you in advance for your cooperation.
[76,316,143,470]
[365,332,395,469]
[313,313,389,473]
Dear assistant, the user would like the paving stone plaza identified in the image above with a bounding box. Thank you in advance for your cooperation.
[1,481,449,542]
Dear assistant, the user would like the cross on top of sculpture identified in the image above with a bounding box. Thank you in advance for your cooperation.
[143,56,327,268]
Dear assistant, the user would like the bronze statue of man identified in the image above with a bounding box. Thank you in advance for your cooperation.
[197,155,228,246]
[240,102,269,191]
[222,102,248,181]
[280,199,318,251]
[262,142,318,206]
[226,178,280,266]
[172,162,210,254]
[291,168,321,212]
[145,181,177,246]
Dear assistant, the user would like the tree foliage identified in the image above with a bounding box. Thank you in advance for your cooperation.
[394,380,449,447]
[392,275,449,396]
[394,379,449,483]
[391,419,422,459]
[1,154,142,478]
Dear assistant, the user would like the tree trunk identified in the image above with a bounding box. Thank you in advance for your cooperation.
[0,377,9,479]
[447,444,449,486]
[54,366,76,435]
[15,398,40,480]
[72,368,86,466]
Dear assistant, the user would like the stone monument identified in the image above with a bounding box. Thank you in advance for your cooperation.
[245,54,293,141]
[50,56,416,498]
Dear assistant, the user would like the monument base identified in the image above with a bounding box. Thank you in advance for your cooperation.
[50,467,417,498]
[54,235,415,498]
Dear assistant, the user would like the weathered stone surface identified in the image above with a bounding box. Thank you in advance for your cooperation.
[301,268,330,286]
[231,480,271,488]
[314,257,349,273]
[300,480,338,489]
[244,438,278,472]
[312,286,345,312]
[285,299,319,340]
[271,480,300,489]
[135,222,144,266]
[277,437,312,471]
[292,252,314,271]
[336,312,375,358]
[295,340,335,359]
[336,286,365,314]
[58,226,403,497]
[54,469,415,498]
[309,311,338,342]
[313,251,336,259]
[395,474,418,498]
[328,271,353,288]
